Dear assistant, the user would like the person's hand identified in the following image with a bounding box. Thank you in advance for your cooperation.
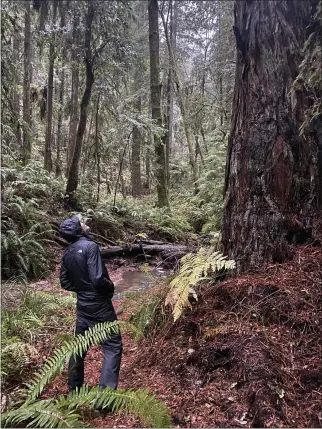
[80,222,90,233]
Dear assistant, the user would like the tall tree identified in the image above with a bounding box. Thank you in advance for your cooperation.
[148,0,169,207]
[161,5,198,192]
[56,3,66,177]
[66,1,95,196]
[12,30,22,149]
[94,94,101,201]
[131,67,143,197]
[22,0,32,164]
[67,4,80,176]
[44,1,57,172]
[221,0,321,272]
[164,0,177,185]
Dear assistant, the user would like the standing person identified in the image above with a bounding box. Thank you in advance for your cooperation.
[59,216,122,392]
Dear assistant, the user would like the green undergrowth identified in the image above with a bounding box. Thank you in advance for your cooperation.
[2,318,171,428]
[121,247,235,343]
[1,161,222,283]
[1,282,76,390]
[120,287,170,343]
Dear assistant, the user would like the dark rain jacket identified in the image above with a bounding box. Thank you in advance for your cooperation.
[59,217,115,312]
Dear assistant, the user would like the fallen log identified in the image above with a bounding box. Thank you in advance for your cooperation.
[100,243,189,259]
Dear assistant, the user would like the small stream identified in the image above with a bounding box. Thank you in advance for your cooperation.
[113,268,169,299]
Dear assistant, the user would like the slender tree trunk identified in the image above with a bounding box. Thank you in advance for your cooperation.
[131,70,142,197]
[67,7,80,177]
[148,0,169,207]
[221,0,320,272]
[12,32,22,148]
[95,95,101,202]
[161,8,198,192]
[56,6,65,178]
[22,0,32,164]
[145,142,151,193]
[195,134,205,166]
[164,0,176,185]
[66,1,95,196]
[80,111,93,183]
[56,66,65,177]
[200,126,208,153]
[44,1,57,172]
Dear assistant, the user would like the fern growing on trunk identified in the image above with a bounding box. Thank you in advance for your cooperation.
[166,247,235,321]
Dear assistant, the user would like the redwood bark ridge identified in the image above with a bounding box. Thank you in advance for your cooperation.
[222,0,320,272]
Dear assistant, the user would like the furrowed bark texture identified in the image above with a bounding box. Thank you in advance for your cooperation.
[222,0,320,272]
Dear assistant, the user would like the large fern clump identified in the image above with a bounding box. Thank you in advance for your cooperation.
[1,288,76,385]
[166,247,236,321]
[1,163,62,281]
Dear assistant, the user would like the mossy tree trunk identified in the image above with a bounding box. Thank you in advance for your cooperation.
[131,68,142,197]
[148,0,169,207]
[44,1,57,172]
[221,0,321,272]
[22,0,32,164]
[66,1,95,196]
[67,5,80,177]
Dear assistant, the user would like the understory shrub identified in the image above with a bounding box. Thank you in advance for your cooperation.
[1,286,76,386]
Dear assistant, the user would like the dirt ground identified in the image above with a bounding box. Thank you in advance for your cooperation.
[40,244,322,428]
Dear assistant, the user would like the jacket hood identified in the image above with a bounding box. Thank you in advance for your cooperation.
[59,217,83,242]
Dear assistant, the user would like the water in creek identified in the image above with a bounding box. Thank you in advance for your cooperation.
[113,268,167,299]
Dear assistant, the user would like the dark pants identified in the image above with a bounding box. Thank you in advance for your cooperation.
[68,302,123,391]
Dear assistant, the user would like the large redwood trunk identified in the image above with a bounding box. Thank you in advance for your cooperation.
[221,0,321,272]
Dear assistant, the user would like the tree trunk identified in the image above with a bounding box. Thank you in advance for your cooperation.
[164,0,177,186]
[66,1,95,196]
[56,5,65,178]
[221,0,320,272]
[44,1,57,172]
[56,66,64,177]
[148,0,169,207]
[100,243,189,259]
[131,70,142,197]
[161,7,198,192]
[22,0,32,164]
[67,7,80,177]
[12,32,22,149]
[145,142,151,193]
[95,95,101,202]
[80,111,93,184]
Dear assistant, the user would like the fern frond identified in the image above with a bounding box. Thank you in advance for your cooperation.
[2,399,83,428]
[26,321,121,400]
[2,385,171,428]
[167,247,235,321]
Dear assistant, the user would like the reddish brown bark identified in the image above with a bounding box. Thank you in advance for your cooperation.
[221,0,321,272]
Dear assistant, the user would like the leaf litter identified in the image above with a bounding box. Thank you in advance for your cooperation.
[41,245,321,427]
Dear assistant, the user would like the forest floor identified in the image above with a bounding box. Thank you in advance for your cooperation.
[37,244,322,428]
